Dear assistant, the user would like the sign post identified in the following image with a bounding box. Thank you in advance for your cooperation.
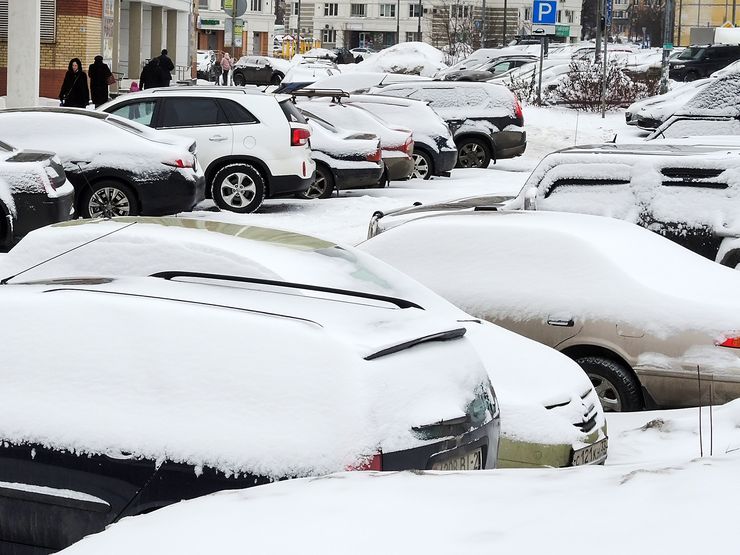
[532,0,557,105]
[600,0,611,118]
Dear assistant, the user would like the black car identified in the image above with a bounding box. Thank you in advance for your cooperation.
[232,56,286,86]
[442,55,538,82]
[373,81,526,168]
[0,108,205,218]
[669,44,740,81]
[0,140,74,248]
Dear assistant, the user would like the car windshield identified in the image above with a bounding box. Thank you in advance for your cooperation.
[301,110,338,133]
[677,47,706,60]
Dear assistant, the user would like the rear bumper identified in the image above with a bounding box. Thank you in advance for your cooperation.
[434,148,458,175]
[270,173,315,197]
[333,165,384,190]
[493,130,527,159]
[384,156,414,181]
[139,171,206,216]
[13,189,75,240]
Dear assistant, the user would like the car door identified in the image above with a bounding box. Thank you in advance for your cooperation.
[254,58,274,84]
[156,96,234,172]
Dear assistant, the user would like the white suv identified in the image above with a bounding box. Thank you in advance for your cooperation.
[99,88,315,213]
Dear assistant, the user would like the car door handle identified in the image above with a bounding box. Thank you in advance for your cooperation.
[547,318,574,327]
[209,135,228,142]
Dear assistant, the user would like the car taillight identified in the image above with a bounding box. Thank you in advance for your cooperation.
[347,453,383,471]
[367,148,382,162]
[716,335,740,348]
[164,158,194,168]
[514,98,523,122]
[291,127,310,146]
[404,137,414,156]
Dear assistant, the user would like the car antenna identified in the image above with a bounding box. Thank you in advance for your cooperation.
[0,221,137,285]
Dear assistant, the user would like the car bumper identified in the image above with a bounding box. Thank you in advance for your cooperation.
[333,165,384,190]
[270,173,316,197]
[434,148,458,175]
[384,156,414,181]
[13,189,75,240]
[139,171,206,216]
[493,130,527,159]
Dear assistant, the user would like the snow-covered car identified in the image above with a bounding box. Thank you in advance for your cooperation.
[0,218,500,553]
[341,94,458,179]
[442,55,538,82]
[0,140,75,247]
[354,42,447,77]
[0,107,204,218]
[371,81,526,168]
[306,71,428,93]
[232,55,291,86]
[624,79,710,129]
[513,142,740,263]
[4,217,606,470]
[296,99,414,182]
[647,113,740,141]
[196,49,216,80]
[360,210,740,413]
[99,88,315,213]
[275,63,341,93]
[350,47,377,61]
[299,110,383,198]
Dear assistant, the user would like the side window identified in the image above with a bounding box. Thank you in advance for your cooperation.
[219,99,259,124]
[160,98,228,128]
[663,118,740,138]
[490,61,511,75]
[409,87,459,107]
[109,101,157,126]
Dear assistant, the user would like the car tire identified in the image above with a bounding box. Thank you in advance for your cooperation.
[412,149,433,180]
[298,164,334,199]
[233,72,246,86]
[576,356,642,413]
[456,138,491,169]
[80,181,140,219]
[271,73,284,85]
[211,163,265,213]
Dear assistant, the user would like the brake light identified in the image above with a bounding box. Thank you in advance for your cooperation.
[716,335,740,348]
[291,127,311,146]
[388,136,414,157]
[514,98,523,122]
[164,158,194,169]
[367,148,382,162]
[347,453,383,471]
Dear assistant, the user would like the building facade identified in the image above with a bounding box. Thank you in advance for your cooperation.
[0,0,193,98]
[196,0,275,56]
[285,0,581,50]
[675,0,737,45]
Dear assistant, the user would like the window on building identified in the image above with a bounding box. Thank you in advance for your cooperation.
[380,3,396,17]
[293,3,299,15]
[250,0,262,11]
[350,3,366,16]
[324,2,338,15]
[322,29,337,43]
[523,7,532,20]
[199,0,209,8]
[406,31,421,42]
[409,3,422,17]
[565,10,574,23]
[450,5,470,18]
[0,0,56,42]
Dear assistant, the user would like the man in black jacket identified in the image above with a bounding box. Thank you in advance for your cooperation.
[158,49,175,87]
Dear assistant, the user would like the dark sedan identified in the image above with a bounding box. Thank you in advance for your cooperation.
[0,140,74,248]
[0,108,205,218]
[443,55,538,82]
[232,56,287,86]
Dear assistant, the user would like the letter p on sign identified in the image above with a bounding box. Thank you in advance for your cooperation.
[532,0,557,24]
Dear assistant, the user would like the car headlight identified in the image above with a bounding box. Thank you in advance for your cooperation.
[672,63,685,69]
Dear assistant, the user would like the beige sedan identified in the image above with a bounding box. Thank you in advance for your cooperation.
[361,209,740,411]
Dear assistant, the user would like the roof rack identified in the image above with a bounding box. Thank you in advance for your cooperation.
[289,88,350,103]
[150,271,423,310]
[147,86,263,95]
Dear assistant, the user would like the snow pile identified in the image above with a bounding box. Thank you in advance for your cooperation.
[283,64,340,84]
[355,42,447,77]
[296,48,337,61]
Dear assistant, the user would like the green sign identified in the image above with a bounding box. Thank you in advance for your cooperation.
[555,25,570,38]
[200,19,221,26]
[663,42,674,50]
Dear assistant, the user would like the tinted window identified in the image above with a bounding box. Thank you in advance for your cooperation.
[677,47,706,61]
[219,99,258,124]
[109,100,157,126]
[0,140,13,151]
[662,118,740,138]
[160,98,228,127]
[279,100,307,124]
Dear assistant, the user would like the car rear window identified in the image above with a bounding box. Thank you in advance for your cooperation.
[0,140,13,152]
[219,99,259,124]
[160,97,229,127]
[280,100,307,124]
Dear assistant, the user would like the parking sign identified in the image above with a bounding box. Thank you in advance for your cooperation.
[532,0,558,25]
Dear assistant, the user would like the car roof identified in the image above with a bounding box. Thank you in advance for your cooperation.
[552,142,740,157]
[0,106,109,119]
[114,86,266,97]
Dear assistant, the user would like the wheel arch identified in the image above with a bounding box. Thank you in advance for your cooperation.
[205,156,272,198]
[75,174,142,216]
[454,132,495,157]
[412,144,436,175]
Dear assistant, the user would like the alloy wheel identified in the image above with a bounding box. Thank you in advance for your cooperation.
[219,172,257,209]
[588,373,622,412]
[88,187,132,218]
[305,172,329,198]
[412,153,430,179]
[458,143,487,168]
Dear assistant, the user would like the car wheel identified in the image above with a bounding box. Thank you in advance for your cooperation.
[456,139,491,169]
[81,181,139,218]
[576,356,642,413]
[211,163,265,213]
[299,164,334,199]
[233,72,246,86]
[412,150,433,180]
[271,73,284,85]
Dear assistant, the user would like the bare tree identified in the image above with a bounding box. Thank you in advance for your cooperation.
[429,1,482,61]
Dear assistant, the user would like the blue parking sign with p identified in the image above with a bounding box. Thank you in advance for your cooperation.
[532,0,558,24]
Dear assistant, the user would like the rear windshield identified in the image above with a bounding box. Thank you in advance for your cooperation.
[280,100,308,124]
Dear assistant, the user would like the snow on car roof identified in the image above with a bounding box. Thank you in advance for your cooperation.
[353,41,448,77]
[305,72,427,93]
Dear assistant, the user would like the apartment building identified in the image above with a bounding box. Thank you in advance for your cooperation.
[286,0,581,49]
[197,0,275,55]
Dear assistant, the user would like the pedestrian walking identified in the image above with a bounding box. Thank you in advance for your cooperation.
[157,48,175,87]
[220,52,233,86]
[88,55,113,107]
[139,57,161,90]
[58,58,90,108]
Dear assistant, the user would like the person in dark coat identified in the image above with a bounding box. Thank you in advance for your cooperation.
[88,55,113,107]
[139,57,162,90]
[157,49,175,87]
[58,58,90,108]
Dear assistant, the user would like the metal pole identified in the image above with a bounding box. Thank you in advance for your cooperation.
[660,0,676,94]
[503,0,508,46]
[601,14,608,118]
[537,36,545,104]
[297,0,302,54]
[678,0,683,46]
[481,0,486,47]
[396,0,401,44]
[595,0,602,62]
[417,0,422,36]
[733,0,737,25]
[232,1,237,59]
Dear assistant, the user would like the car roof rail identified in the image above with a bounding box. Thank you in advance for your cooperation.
[149,271,424,309]
[148,86,263,95]
[290,88,350,102]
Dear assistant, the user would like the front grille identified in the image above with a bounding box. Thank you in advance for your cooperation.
[661,167,724,180]
[546,391,600,435]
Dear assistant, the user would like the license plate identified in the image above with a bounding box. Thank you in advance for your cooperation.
[432,448,483,471]
[571,438,608,466]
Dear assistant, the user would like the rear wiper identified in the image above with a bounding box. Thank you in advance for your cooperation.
[364,328,466,361]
